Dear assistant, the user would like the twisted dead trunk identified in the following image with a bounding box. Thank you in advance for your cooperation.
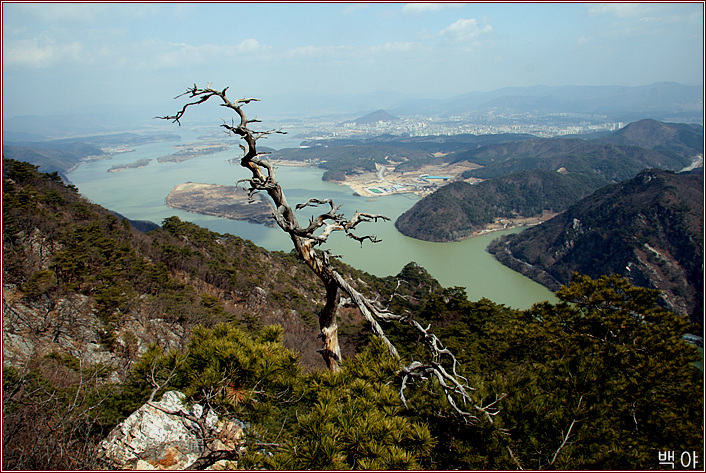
[160,85,500,425]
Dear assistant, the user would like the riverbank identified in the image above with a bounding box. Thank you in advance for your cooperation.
[471,211,560,238]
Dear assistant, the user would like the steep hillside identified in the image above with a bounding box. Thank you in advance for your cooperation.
[395,170,610,242]
[2,158,410,372]
[488,169,703,323]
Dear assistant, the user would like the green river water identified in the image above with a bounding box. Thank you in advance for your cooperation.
[66,132,558,309]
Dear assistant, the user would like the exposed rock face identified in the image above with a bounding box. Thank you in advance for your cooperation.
[2,283,186,380]
[247,286,268,308]
[98,391,245,470]
[3,284,112,366]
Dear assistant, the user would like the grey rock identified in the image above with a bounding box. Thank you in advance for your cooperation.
[98,391,201,470]
[247,286,268,308]
[98,391,245,470]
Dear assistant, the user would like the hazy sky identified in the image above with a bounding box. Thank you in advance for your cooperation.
[2,2,703,119]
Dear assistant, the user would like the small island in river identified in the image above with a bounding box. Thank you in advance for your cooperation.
[165,182,275,226]
[157,142,232,163]
[107,158,153,172]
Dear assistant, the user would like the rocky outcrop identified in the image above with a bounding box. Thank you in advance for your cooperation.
[98,390,246,470]
[489,246,563,291]
[2,284,186,380]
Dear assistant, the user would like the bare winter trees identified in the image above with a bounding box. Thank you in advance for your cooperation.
[160,84,492,421]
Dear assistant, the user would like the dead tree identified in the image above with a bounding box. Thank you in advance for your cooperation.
[160,84,501,422]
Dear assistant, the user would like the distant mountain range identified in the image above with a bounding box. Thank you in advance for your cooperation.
[488,169,703,323]
[265,82,702,123]
[391,82,703,123]
[4,83,701,140]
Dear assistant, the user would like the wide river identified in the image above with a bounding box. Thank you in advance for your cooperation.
[67,130,558,309]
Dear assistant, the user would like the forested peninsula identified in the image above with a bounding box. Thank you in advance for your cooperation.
[395,170,609,241]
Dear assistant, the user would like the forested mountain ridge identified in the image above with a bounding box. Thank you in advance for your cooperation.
[599,118,704,154]
[395,170,610,241]
[488,169,704,324]
[1,158,386,371]
[452,119,701,180]
[457,138,696,181]
[2,158,702,470]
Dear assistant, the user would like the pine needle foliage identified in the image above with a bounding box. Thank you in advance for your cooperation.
[416,273,703,470]
[124,327,436,470]
[260,337,436,470]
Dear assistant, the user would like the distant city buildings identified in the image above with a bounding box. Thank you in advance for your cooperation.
[283,112,628,143]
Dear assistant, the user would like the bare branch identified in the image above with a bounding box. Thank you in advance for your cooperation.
[550,419,578,465]
[507,446,524,470]
[146,351,187,403]
[549,394,583,465]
